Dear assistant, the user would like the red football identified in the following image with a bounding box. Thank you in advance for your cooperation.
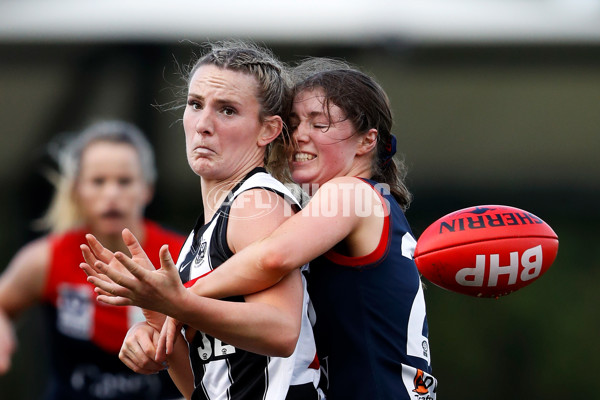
[414,205,558,298]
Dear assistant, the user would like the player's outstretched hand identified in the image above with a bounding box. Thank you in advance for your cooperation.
[120,322,168,374]
[80,244,114,298]
[85,244,186,316]
[81,228,156,276]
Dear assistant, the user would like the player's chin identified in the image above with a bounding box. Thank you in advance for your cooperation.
[290,172,314,188]
[188,158,215,176]
[96,218,128,236]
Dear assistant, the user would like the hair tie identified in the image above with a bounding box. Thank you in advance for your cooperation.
[381,134,397,167]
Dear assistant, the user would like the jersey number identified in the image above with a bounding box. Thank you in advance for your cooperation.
[196,332,237,361]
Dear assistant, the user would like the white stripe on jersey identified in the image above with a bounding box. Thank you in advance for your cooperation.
[201,359,233,400]
[406,283,431,364]
[231,172,300,207]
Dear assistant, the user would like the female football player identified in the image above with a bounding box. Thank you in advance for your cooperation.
[0,120,186,400]
[82,41,321,400]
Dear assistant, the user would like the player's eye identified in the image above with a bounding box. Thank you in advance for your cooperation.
[118,177,133,186]
[91,177,105,186]
[187,99,202,110]
[222,107,236,116]
[314,123,330,131]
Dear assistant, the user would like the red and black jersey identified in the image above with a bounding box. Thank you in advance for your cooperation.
[41,220,185,400]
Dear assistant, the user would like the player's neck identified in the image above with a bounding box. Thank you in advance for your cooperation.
[200,164,261,223]
[94,222,146,254]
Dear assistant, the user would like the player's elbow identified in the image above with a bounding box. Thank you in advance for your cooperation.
[258,242,296,278]
[270,327,300,358]
[260,311,301,357]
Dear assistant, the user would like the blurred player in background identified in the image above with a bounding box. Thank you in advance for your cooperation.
[0,120,185,400]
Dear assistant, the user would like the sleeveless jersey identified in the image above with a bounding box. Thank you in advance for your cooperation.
[307,178,438,400]
[41,220,186,400]
[176,167,321,400]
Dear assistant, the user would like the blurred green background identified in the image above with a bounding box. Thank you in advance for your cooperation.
[1,2,599,399]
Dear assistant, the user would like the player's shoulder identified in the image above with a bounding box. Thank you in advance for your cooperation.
[230,188,292,221]
[315,176,381,206]
[318,176,375,192]
[10,235,51,272]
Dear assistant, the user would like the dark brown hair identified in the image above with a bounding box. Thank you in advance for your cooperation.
[291,58,412,209]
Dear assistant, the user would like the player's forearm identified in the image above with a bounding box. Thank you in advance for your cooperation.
[174,292,299,357]
[166,334,195,399]
[190,239,289,300]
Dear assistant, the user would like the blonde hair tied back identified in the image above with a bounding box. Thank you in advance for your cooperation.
[34,120,155,233]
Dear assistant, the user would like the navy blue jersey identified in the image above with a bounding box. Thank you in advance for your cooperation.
[307,178,437,400]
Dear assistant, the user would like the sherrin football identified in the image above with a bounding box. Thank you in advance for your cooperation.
[414,205,558,298]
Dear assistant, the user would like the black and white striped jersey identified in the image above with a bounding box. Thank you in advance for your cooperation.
[176,168,322,400]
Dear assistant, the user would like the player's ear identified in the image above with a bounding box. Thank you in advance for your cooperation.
[258,116,283,147]
[356,128,378,156]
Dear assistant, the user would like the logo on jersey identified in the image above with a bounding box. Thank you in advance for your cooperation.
[56,283,94,340]
[422,340,429,359]
[412,369,436,399]
[179,259,191,273]
[194,239,207,266]
[402,364,437,400]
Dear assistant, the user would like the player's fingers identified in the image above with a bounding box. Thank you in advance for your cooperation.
[114,252,151,281]
[85,234,115,263]
[80,244,98,268]
[80,261,116,282]
[122,228,141,249]
[120,326,167,374]
[95,293,133,306]
[156,319,169,361]
[119,352,162,375]
[79,262,98,278]
[122,229,154,270]
[159,245,177,274]
[0,338,14,375]
[87,272,133,299]
[93,259,140,289]
[158,316,181,359]
[123,338,164,372]
[93,286,114,297]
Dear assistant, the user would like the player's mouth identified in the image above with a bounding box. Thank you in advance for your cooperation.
[101,210,125,219]
[193,146,215,156]
[293,152,316,162]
